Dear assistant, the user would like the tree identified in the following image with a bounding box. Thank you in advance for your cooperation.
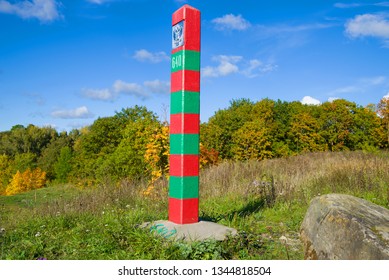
[37,134,72,180]
[0,155,13,195]
[144,123,170,180]
[288,112,326,153]
[0,125,57,157]
[54,146,73,183]
[75,116,123,158]
[5,168,46,196]
[200,122,223,157]
[231,120,273,160]
[204,98,254,159]
[94,107,160,181]
[319,99,356,151]
[13,153,37,173]
[199,144,219,168]
[377,97,389,147]
[350,105,385,150]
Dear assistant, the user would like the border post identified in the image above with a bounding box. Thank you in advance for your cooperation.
[169,5,201,224]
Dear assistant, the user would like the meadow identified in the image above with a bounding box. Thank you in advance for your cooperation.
[1,151,388,260]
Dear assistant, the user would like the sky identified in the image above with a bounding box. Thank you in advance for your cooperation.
[1,0,389,132]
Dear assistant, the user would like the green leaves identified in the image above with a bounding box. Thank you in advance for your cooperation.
[0,98,388,193]
[202,98,388,161]
[54,147,73,183]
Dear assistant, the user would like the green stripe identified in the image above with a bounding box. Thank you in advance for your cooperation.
[171,91,200,114]
[170,134,199,155]
[171,50,200,72]
[169,176,199,199]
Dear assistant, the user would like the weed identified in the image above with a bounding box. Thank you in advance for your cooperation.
[0,151,388,259]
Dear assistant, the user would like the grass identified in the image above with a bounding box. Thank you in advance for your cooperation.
[1,151,388,260]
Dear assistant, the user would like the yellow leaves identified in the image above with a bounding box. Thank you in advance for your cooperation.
[232,120,273,161]
[377,97,389,145]
[143,124,169,198]
[5,168,46,196]
[142,185,155,197]
[377,97,389,118]
[289,112,326,153]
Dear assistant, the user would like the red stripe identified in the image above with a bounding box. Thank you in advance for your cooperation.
[183,8,200,51]
[172,6,200,52]
[172,6,184,26]
[171,70,200,92]
[170,154,199,176]
[169,197,199,224]
[170,113,199,134]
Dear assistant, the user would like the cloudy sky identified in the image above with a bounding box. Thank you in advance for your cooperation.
[1,0,389,132]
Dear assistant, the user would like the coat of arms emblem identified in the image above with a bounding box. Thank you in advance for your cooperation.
[172,21,184,49]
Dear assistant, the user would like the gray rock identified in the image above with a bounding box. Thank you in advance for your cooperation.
[142,220,238,242]
[300,194,389,260]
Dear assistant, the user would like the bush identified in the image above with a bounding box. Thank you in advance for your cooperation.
[5,168,47,196]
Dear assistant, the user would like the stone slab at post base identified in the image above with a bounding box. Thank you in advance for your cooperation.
[142,220,238,242]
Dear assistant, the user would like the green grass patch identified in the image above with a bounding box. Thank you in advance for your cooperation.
[0,184,81,208]
[1,151,388,260]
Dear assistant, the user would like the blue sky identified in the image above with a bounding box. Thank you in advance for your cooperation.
[1,0,389,132]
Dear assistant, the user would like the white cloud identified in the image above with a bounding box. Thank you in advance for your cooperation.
[86,0,108,4]
[301,96,321,105]
[144,80,170,95]
[335,2,389,8]
[334,3,362,9]
[82,79,170,101]
[384,92,389,99]
[261,23,335,34]
[212,14,251,31]
[361,76,387,85]
[113,80,148,99]
[133,49,169,63]
[345,14,389,39]
[326,76,388,97]
[242,59,278,78]
[0,0,62,22]
[241,59,262,78]
[329,86,362,95]
[82,88,116,101]
[202,55,277,78]
[202,55,242,78]
[51,106,94,119]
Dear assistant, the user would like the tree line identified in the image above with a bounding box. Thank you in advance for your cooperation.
[0,98,388,195]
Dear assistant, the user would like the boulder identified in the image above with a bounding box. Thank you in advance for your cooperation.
[300,194,389,260]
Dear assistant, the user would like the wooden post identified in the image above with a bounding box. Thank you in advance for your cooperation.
[169,5,201,224]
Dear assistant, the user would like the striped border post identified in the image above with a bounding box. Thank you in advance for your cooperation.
[169,5,201,224]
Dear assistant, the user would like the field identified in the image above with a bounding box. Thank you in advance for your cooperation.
[1,151,388,260]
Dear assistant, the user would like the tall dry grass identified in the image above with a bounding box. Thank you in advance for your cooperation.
[5,151,388,227]
[200,151,389,208]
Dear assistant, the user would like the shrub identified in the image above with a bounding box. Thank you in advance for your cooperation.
[5,168,47,196]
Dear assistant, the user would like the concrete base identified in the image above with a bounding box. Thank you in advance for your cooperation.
[141,220,238,242]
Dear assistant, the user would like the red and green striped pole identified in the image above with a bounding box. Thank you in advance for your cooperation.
[169,5,201,224]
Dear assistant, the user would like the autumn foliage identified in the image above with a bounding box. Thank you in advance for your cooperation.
[5,168,46,196]
[143,124,170,197]
[0,98,388,196]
